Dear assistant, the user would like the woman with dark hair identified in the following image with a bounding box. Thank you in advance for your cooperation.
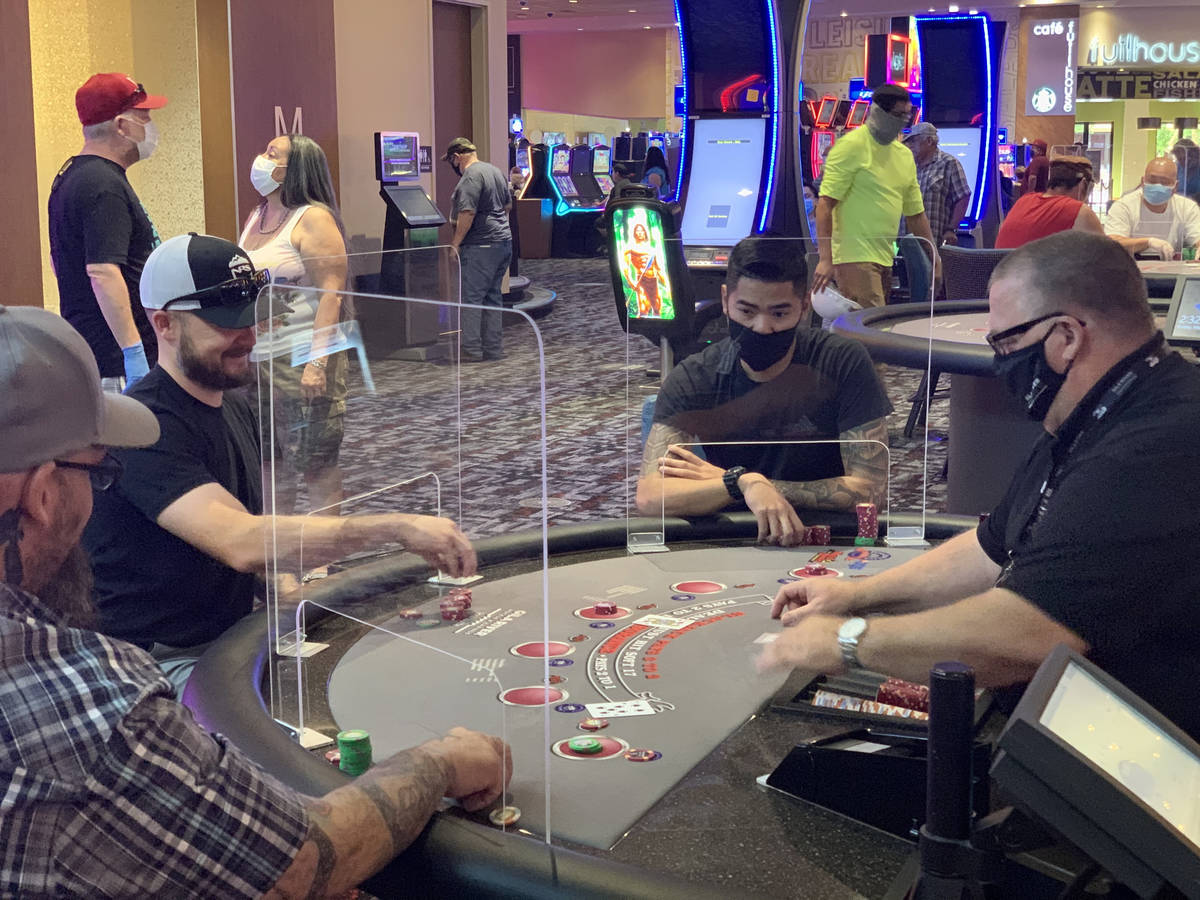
[239,134,349,512]
[642,145,671,200]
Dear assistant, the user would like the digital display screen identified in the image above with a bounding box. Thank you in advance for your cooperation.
[593,147,611,173]
[1167,278,1200,343]
[847,100,869,127]
[588,132,606,146]
[516,147,529,169]
[542,131,566,147]
[595,174,615,195]
[552,148,571,174]
[936,127,983,223]
[376,132,419,181]
[683,0,770,113]
[680,117,766,247]
[613,206,676,321]
[1040,661,1200,848]
[916,18,988,125]
[553,174,578,197]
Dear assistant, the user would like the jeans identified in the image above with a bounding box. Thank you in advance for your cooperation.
[458,240,512,358]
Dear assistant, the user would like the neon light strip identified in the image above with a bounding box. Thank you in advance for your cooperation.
[546,147,568,216]
[672,0,686,204]
[915,14,994,224]
[758,0,781,232]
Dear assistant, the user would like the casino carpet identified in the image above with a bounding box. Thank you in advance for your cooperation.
[316,257,949,541]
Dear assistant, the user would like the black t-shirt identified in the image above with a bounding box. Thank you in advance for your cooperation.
[84,367,262,648]
[48,155,159,378]
[653,327,892,481]
[977,338,1200,740]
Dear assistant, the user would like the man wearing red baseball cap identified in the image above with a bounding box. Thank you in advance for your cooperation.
[48,73,168,393]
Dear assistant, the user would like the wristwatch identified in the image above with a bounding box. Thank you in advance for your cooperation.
[722,465,747,502]
[837,617,868,670]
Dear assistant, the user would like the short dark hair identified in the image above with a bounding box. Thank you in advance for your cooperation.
[1046,156,1093,191]
[726,237,808,296]
[990,231,1154,335]
[871,84,911,114]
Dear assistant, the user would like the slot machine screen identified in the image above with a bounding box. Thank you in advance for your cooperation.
[516,146,530,171]
[1166,278,1200,345]
[588,132,606,146]
[679,117,766,247]
[551,147,571,174]
[554,175,578,197]
[846,100,869,128]
[542,131,566,147]
[935,127,983,221]
[595,174,615,195]
[593,148,611,174]
[375,132,419,182]
[613,206,676,321]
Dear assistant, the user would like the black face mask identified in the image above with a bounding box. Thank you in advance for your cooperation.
[992,332,1069,421]
[451,162,462,177]
[729,321,797,371]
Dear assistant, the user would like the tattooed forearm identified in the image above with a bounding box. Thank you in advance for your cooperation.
[301,819,337,900]
[355,750,448,852]
[771,420,890,511]
[640,423,694,477]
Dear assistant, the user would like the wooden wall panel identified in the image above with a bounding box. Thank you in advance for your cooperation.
[1,1,44,307]
[197,0,237,240]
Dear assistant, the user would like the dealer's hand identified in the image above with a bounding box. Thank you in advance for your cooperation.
[657,445,724,481]
[396,515,477,577]
[811,258,835,295]
[1145,236,1176,260]
[741,474,805,546]
[770,576,859,623]
[423,727,513,812]
[756,614,845,675]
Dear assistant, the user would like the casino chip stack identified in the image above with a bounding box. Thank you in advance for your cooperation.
[855,503,878,546]
[440,588,472,622]
[804,525,831,546]
[337,729,372,776]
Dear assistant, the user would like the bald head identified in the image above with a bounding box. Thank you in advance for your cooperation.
[1144,156,1178,185]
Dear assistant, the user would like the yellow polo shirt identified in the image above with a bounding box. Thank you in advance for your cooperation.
[820,125,924,266]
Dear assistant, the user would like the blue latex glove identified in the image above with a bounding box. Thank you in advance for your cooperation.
[122,343,149,388]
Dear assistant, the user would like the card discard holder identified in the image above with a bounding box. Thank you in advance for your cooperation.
[763,730,991,841]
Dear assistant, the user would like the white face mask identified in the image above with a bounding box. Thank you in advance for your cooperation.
[251,154,285,196]
[119,116,158,161]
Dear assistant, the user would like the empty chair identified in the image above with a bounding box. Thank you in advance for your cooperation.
[940,245,1010,300]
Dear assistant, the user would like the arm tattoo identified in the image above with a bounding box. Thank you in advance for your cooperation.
[771,419,890,511]
[302,821,338,900]
[640,423,696,477]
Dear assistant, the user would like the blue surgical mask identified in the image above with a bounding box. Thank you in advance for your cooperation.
[804,196,816,216]
[1142,182,1174,205]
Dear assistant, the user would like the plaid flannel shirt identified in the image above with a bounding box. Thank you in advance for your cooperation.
[916,149,972,242]
[0,582,309,897]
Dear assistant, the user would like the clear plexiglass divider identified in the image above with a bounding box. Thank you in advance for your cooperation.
[253,244,558,842]
[621,231,941,551]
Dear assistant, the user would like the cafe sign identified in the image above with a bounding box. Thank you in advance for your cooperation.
[1087,34,1200,67]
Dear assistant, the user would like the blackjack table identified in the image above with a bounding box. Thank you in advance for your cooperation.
[186,511,976,899]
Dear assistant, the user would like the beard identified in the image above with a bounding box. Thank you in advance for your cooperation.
[179,322,254,391]
[37,543,98,631]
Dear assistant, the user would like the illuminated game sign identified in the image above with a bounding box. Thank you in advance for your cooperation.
[1025,17,1078,116]
[613,207,676,321]
[1088,34,1200,67]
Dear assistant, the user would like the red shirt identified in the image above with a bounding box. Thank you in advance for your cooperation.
[995,193,1084,249]
[1021,155,1050,194]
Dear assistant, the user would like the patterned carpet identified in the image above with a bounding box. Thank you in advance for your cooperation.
[310,256,949,542]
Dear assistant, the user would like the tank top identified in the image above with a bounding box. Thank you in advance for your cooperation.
[238,204,312,286]
[995,193,1084,249]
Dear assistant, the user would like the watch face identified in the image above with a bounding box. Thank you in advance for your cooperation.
[838,617,868,642]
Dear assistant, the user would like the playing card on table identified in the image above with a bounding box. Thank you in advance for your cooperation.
[585,699,657,718]
[634,613,692,630]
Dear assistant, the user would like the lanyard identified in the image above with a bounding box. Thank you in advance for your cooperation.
[1003,338,1171,574]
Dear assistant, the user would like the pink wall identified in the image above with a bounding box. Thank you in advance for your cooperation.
[522,29,669,118]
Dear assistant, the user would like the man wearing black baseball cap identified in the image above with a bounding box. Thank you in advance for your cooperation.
[0,303,510,897]
[83,234,477,690]
[48,73,169,392]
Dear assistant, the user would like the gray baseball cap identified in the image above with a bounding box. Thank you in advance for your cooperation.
[904,122,938,143]
[0,306,160,473]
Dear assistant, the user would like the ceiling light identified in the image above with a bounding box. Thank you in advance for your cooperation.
[643,24,651,28]
[928,6,935,9]
[968,7,977,12]
[628,8,637,11]
[948,4,959,11]
[577,26,583,30]
[840,9,848,16]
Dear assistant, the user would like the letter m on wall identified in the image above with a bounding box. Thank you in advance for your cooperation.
[274,106,303,136]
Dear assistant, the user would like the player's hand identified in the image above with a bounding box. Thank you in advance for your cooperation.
[396,515,477,577]
[426,726,513,812]
[770,576,858,623]
[300,362,328,400]
[812,259,835,295]
[941,230,958,246]
[657,445,724,481]
[1146,236,1175,259]
[756,614,844,675]
[741,475,805,546]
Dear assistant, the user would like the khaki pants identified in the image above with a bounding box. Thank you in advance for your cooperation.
[834,261,891,309]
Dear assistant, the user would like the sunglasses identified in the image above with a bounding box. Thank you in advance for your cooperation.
[163,269,271,312]
[55,453,124,492]
[985,312,1077,354]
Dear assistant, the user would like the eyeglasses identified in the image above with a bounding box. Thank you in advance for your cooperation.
[163,269,271,313]
[985,311,1068,354]
[54,453,124,492]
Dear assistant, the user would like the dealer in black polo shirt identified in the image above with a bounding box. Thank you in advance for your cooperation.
[760,231,1200,741]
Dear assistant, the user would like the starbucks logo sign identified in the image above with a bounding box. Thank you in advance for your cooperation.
[1031,86,1058,113]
